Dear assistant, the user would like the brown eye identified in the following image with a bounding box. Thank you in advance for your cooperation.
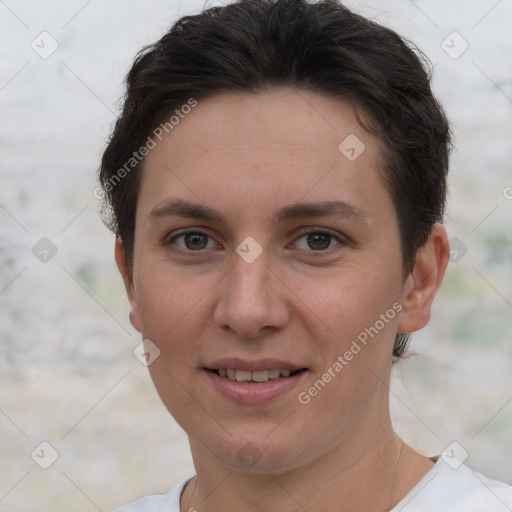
[306,232,332,251]
[168,231,215,252]
[294,229,342,252]
[183,232,209,250]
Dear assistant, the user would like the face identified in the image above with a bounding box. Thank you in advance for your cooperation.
[117,89,440,474]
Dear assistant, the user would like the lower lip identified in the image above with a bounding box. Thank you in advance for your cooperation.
[204,369,308,404]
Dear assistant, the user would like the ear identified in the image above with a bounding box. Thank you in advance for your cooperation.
[114,236,141,333]
[397,223,449,333]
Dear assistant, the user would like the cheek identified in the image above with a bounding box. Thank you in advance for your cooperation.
[295,261,401,343]
[133,264,213,427]
[296,274,399,416]
[134,261,213,340]
[295,263,401,400]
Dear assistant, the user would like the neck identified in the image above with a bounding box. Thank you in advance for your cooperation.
[181,410,433,512]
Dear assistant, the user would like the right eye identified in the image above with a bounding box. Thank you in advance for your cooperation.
[165,230,219,253]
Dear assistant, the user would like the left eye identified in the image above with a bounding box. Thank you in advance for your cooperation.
[294,230,341,251]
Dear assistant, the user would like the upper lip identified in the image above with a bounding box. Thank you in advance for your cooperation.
[204,358,306,372]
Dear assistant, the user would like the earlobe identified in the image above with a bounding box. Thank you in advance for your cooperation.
[397,224,450,334]
[114,236,142,333]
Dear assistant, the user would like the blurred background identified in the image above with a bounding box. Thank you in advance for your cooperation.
[0,0,511,510]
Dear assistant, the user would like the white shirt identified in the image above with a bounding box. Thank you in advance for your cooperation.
[111,457,512,511]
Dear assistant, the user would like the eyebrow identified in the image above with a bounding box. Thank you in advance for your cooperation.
[148,199,369,224]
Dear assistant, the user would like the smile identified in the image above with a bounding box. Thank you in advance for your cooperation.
[210,368,304,382]
[204,363,309,404]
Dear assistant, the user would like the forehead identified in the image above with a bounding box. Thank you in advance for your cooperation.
[158,89,376,161]
[138,89,393,227]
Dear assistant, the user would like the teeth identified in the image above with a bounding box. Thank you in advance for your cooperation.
[251,370,270,382]
[235,370,251,382]
[268,368,281,379]
[215,368,299,382]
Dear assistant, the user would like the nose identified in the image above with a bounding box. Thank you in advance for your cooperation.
[213,246,290,339]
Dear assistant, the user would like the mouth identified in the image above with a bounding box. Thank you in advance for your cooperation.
[207,368,306,383]
[203,361,309,404]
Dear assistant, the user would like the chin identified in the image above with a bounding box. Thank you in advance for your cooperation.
[195,427,308,475]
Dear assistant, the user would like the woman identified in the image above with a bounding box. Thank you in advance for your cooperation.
[100,0,512,510]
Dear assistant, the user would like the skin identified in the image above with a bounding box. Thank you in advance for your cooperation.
[115,89,449,512]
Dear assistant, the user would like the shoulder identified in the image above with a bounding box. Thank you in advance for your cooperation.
[109,479,190,512]
[394,457,512,511]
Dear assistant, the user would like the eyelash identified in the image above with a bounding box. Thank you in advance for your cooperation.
[165,228,346,256]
